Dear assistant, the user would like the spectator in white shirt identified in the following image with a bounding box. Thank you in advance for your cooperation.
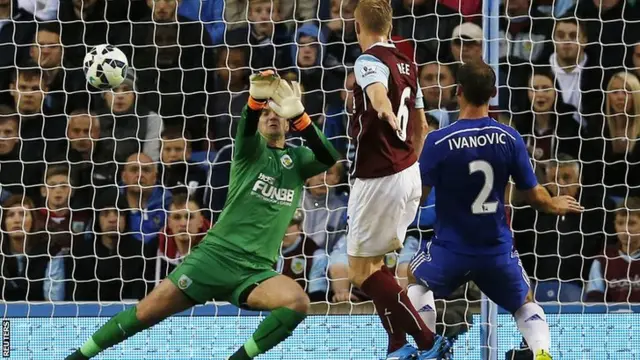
[549,17,604,126]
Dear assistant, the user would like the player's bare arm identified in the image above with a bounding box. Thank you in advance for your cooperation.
[521,184,584,215]
[365,82,399,131]
[412,108,429,157]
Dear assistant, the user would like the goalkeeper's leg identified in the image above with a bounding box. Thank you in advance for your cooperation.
[228,275,309,360]
[65,279,195,359]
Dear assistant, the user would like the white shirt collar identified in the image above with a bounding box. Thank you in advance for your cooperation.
[550,52,588,75]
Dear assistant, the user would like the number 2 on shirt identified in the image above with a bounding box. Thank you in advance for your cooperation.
[469,160,498,214]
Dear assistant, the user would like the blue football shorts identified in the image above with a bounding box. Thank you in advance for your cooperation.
[410,240,530,314]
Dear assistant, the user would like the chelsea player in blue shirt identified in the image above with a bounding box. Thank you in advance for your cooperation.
[406,61,583,360]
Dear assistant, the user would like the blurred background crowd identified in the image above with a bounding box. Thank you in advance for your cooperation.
[0,0,639,341]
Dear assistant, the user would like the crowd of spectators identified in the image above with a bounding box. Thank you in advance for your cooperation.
[0,0,639,342]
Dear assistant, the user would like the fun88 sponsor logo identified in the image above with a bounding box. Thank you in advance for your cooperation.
[252,173,295,205]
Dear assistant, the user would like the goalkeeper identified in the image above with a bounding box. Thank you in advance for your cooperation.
[66,71,339,360]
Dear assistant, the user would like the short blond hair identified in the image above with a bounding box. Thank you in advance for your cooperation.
[355,0,392,36]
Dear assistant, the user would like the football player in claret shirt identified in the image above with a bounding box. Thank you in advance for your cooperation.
[345,0,444,359]
[408,61,583,360]
[66,71,339,360]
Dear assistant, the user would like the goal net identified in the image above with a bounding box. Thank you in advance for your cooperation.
[1,0,639,359]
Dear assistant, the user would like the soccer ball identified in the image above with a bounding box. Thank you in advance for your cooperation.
[83,44,128,90]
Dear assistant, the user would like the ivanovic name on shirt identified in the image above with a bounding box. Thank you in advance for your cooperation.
[448,132,507,150]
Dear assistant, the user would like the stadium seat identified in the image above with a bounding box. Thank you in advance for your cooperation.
[533,281,584,303]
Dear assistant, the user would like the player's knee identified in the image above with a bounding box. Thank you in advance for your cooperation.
[136,292,179,325]
[509,291,539,317]
[347,267,365,288]
[135,300,162,325]
[135,281,186,324]
[348,264,381,287]
[286,291,311,314]
[407,269,416,284]
[525,290,534,303]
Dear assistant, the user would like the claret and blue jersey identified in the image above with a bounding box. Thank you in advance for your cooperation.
[350,42,423,179]
[419,117,538,255]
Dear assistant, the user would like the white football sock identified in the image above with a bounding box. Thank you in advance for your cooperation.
[407,284,436,333]
[514,302,550,354]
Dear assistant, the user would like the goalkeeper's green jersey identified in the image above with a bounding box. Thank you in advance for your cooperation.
[205,105,338,268]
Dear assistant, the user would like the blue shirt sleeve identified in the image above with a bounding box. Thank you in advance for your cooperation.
[178,0,225,44]
[329,234,348,267]
[43,252,66,301]
[307,249,329,294]
[354,54,390,90]
[511,132,538,190]
[585,259,605,294]
[410,189,436,228]
[419,134,438,187]
[398,236,420,264]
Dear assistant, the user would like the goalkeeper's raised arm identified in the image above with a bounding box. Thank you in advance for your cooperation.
[235,71,339,176]
[234,70,281,161]
[268,78,340,177]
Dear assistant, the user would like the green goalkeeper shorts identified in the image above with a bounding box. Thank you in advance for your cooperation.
[167,239,279,307]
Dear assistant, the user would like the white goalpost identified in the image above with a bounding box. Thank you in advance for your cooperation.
[481,0,500,359]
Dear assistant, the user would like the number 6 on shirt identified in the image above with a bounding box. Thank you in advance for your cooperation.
[395,86,411,141]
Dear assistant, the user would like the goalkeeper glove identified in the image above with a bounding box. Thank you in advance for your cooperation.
[248,70,280,109]
[268,80,311,131]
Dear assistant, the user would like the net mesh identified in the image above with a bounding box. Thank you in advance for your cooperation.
[0,0,638,359]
